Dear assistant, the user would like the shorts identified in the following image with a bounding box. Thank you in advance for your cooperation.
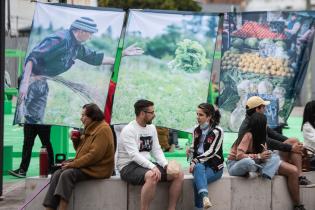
[120,162,167,185]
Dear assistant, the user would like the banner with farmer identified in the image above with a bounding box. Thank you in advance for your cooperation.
[14,3,126,127]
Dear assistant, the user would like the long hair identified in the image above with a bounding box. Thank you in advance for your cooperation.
[302,100,315,130]
[197,103,221,126]
[232,112,267,153]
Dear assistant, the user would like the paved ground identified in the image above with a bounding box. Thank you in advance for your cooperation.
[1,181,25,210]
[0,106,305,209]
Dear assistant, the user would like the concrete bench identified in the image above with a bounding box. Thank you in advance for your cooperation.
[24,171,315,210]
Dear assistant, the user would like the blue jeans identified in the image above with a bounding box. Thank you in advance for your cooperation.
[193,163,223,208]
[227,153,281,179]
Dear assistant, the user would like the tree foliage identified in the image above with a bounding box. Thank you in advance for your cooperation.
[146,24,182,59]
[98,0,201,11]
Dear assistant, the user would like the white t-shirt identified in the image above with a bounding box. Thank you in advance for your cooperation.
[302,122,315,150]
[117,120,168,171]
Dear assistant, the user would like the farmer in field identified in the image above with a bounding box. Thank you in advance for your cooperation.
[18,17,143,124]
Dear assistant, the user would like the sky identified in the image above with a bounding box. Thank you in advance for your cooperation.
[33,3,125,38]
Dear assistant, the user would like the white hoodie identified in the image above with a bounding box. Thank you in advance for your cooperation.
[117,120,168,171]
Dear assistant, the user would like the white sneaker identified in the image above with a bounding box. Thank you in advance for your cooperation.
[203,197,213,209]
[247,172,259,179]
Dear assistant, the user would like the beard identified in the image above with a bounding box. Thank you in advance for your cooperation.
[146,120,153,125]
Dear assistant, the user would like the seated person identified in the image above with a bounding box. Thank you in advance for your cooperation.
[188,103,224,210]
[302,100,315,150]
[239,96,312,186]
[43,103,115,210]
[117,99,184,210]
[228,113,306,210]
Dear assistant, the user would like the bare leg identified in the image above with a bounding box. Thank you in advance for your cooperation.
[141,171,158,210]
[278,161,300,205]
[59,198,68,210]
[167,172,184,210]
[279,139,302,174]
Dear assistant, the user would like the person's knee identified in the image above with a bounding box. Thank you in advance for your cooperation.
[240,158,256,171]
[144,171,158,185]
[175,171,184,182]
[290,166,299,177]
[284,138,299,145]
[194,163,204,172]
[51,169,62,180]
[281,162,299,177]
[59,169,75,182]
[241,157,255,166]
[270,154,281,163]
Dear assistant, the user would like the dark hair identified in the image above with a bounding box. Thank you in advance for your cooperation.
[134,99,154,116]
[302,100,315,130]
[82,103,104,122]
[246,104,265,116]
[198,103,221,126]
[233,112,267,153]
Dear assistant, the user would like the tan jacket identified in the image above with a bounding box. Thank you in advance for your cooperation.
[68,121,115,178]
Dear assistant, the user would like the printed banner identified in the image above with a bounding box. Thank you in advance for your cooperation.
[219,11,315,132]
[111,10,219,131]
[14,3,125,127]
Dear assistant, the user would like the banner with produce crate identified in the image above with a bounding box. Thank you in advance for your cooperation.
[219,11,315,132]
[13,3,125,127]
[111,10,219,131]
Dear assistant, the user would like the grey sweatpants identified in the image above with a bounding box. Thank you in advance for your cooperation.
[43,168,90,209]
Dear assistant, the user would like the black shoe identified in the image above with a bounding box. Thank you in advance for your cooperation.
[8,168,26,178]
[294,204,306,210]
[175,145,183,150]
[299,176,315,188]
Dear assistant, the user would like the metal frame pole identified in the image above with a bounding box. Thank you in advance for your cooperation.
[0,0,6,199]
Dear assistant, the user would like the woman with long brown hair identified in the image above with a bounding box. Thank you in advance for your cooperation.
[188,103,224,210]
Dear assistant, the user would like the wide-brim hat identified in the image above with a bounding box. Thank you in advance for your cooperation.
[71,17,98,33]
[246,96,270,110]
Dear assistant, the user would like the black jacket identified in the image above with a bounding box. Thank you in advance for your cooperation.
[192,124,224,172]
[238,115,291,152]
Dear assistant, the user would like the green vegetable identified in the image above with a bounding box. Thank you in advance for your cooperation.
[170,39,208,73]
[244,37,258,48]
[259,38,273,45]
[229,47,240,53]
[231,37,244,48]
[275,41,287,50]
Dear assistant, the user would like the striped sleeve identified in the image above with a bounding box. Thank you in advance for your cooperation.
[193,127,223,163]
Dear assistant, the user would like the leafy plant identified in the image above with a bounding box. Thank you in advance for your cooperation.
[169,39,208,73]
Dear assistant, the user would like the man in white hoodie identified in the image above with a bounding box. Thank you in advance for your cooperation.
[117,99,184,210]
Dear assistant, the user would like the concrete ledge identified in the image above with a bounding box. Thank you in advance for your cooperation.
[25,171,315,210]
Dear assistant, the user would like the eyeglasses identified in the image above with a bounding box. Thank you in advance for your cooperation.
[144,110,155,115]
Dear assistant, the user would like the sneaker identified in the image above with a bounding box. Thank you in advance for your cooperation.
[8,168,26,178]
[299,176,315,188]
[246,172,259,179]
[294,204,306,210]
[202,197,212,209]
[175,145,183,150]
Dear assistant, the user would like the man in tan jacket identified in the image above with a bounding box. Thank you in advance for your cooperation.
[43,103,115,210]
